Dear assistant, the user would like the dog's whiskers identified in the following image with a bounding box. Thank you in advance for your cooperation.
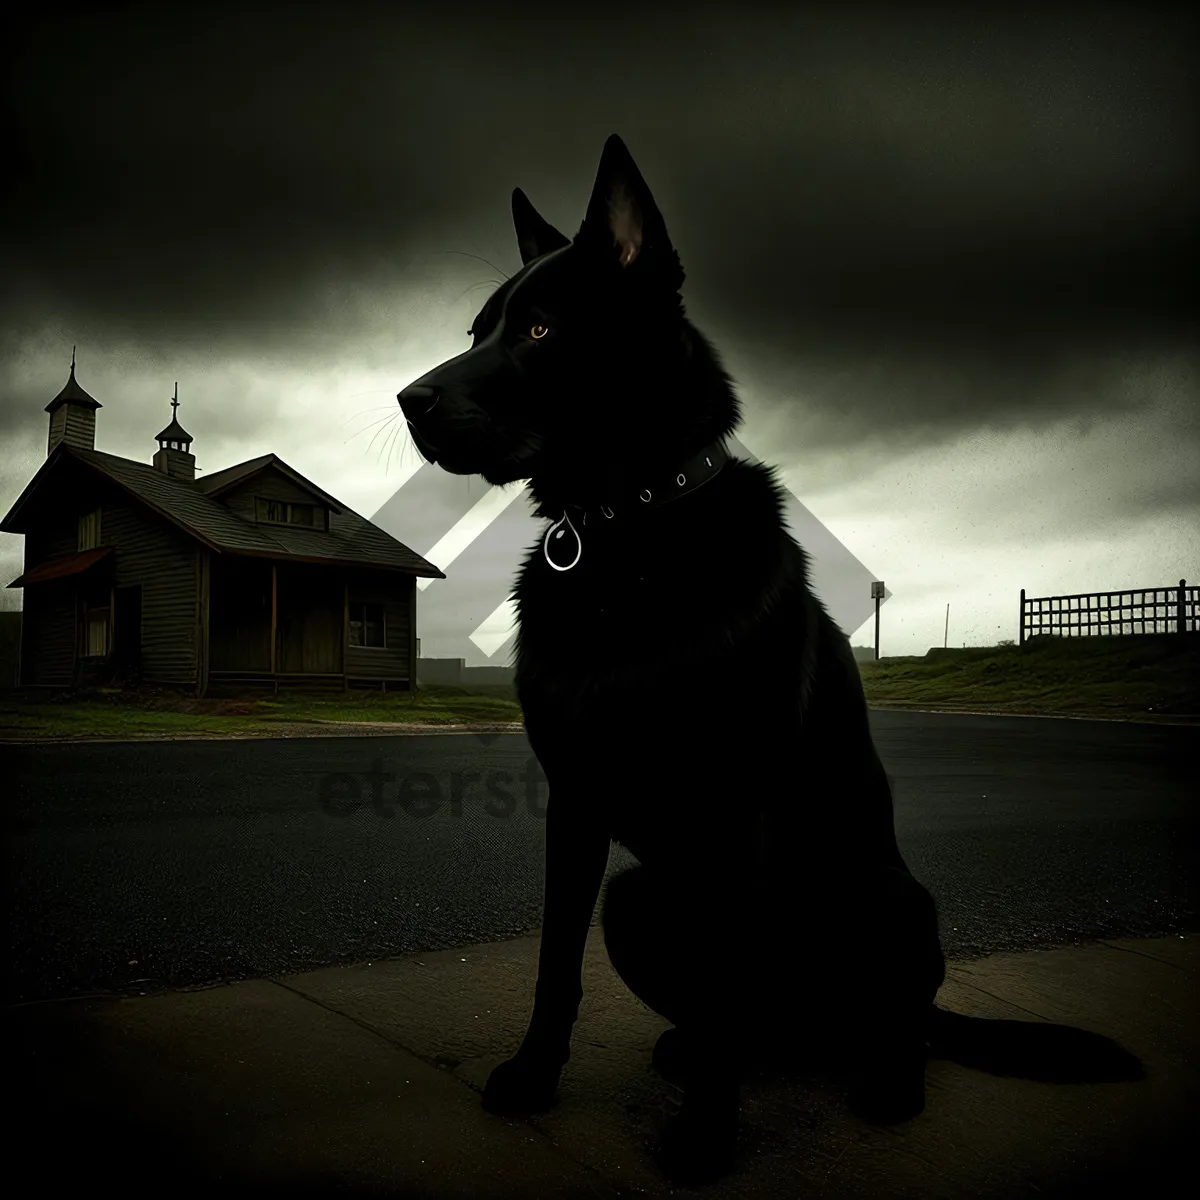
[340,404,402,430]
[379,423,399,472]
[384,422,402,474]
[435,249,511,281]
[450,278,506,307]
[363,411,401,459]
[344,411,405,443]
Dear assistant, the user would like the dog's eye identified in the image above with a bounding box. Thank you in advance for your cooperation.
[530,324,549,340]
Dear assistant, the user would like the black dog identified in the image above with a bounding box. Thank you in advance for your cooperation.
[397,135,1143,1185]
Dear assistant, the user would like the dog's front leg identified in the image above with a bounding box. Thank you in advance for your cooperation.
[482,790,610,1114]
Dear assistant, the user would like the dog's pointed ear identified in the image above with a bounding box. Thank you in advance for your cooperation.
[512,188,570,266]
[576,135,684,290]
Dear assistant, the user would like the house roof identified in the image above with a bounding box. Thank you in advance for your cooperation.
[195,453,344,513]
[0,444,445,579]
[44,364,102,413]
[155,416,194,444]
[193,454,274,494]
[7,546,113,588]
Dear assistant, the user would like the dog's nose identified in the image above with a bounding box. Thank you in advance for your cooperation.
[397,383,441,416]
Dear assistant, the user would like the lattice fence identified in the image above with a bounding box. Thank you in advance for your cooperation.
[1019,578,1197,644]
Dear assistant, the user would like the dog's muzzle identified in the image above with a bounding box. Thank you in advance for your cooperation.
[397,384,443,462]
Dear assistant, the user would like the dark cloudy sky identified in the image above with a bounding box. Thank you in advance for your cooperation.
[2,2,1196,653]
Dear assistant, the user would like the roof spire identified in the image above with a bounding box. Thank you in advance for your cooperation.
[45,350,101,416]
[154,380,193,448]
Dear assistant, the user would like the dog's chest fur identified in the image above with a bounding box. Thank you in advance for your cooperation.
[513,462,802,706]
[509,461,826,865]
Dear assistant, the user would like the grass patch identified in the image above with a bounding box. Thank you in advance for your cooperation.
[1,634,1196,740]
[265,684,523,727]
[0,682,523,740]
[859,634,1200,720]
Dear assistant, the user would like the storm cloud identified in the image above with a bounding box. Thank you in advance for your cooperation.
[2,2,1195,647]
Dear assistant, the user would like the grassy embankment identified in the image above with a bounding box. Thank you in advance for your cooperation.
[856,633,1198,721]
[0,634,1195,740]
[0,684,523,740]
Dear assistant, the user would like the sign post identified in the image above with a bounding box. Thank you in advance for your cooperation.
[871,581,885,661]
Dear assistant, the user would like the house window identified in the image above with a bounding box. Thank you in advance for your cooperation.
[256,498,318,527]
[78,508,102,551]
[348,602,385,648]
[84,607,110,657]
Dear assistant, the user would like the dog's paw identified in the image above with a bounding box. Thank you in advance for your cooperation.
[651,1027,693,1080]
[656,1082,740,1185]
[481,1052,562,1116]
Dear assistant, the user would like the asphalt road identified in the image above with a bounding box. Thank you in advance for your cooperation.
[4,711,1196,1005]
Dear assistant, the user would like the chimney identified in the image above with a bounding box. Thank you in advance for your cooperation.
[153,382,196,482]
[45,347,101,454]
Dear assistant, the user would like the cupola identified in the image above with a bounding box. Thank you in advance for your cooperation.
[45,346,101,454]
[153,383,196,482]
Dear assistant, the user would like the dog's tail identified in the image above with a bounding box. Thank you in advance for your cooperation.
[926,1004,1145,1083]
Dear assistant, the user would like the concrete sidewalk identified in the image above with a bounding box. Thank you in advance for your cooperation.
[8,931,1196,1198]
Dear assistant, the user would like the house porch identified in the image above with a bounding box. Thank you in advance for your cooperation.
[205,555,416,695]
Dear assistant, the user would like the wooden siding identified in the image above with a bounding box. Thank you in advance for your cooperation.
[25,518,79,564]
[47,407,66,454]
[197,549,211,696]
[210,559,349,676]
[19,494,84,683]
[102,498,199,682]
[408,576,417,688]
[15,469,198,685]
[47,405,96,454]
[209,556,273,672]
[218,468,329,529]
[20,583,75,684]
[345,573,412,681]
[276,564,343,674]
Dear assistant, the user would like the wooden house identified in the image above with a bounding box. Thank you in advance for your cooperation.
[1,360,444,693]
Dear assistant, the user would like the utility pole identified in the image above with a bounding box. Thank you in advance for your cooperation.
[944,603,949,649]
[871,581,885,660]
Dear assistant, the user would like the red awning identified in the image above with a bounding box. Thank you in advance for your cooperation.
[7,546,113,588]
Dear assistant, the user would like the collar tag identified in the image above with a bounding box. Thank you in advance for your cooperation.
[545,439,730,572]
[543,509,582,571]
